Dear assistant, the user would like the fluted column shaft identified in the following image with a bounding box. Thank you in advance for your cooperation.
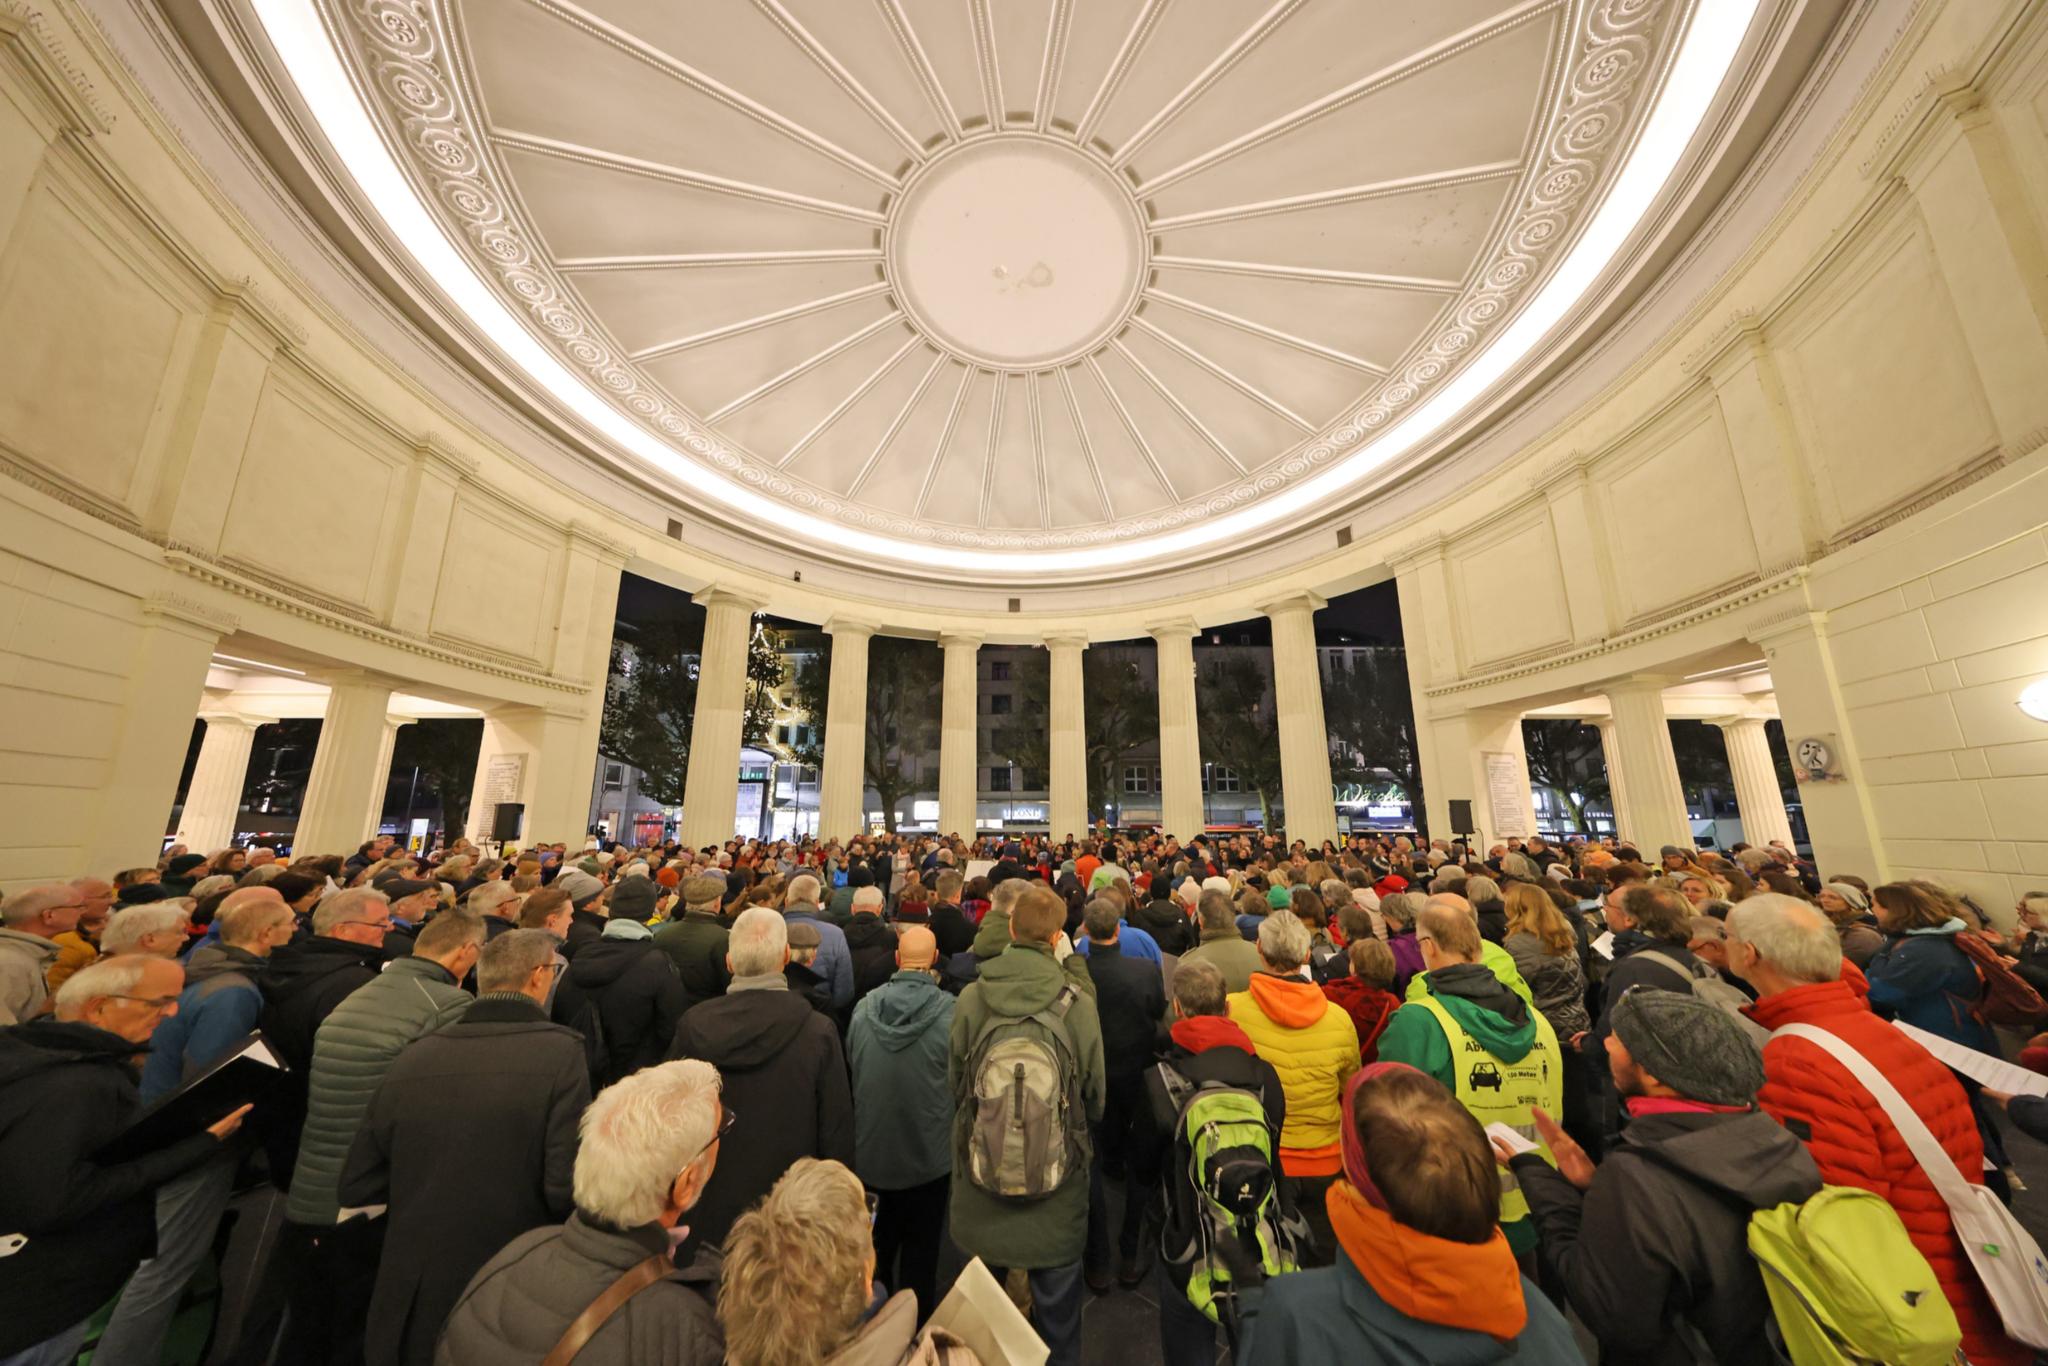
[1048,637,1088,838]
[1590,718,1633,841]
[679,590,758,850]
[1263,595,1336,847]
[1150,622,1204,840]
[296,673,398,855]
[181,715,262,851]
[939,634,982,836]
[1713,716,1794,849]
[1600,678,1692,854]
[819,621,874,837]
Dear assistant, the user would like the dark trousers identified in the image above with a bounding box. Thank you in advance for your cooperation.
[1288,1172,1337,1268]
[1085,1075,1151,1273]
[870,1175,950,1319]
[1156,1259,1218,1366]
[263,1217,383,1366]
[988,1262,1084,1366]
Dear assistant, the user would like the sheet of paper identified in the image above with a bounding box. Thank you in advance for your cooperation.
[337,1205,386,1222]
[1486,1122,1539,1156]
[1591,930,1615,961]
[1894,1021,2048,1098]
[965,859,995,882]
[240,1037,281,1069]
[929,1257,1049,1366]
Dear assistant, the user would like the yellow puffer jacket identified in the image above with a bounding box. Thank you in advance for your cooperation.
[1228,972,1361,1174]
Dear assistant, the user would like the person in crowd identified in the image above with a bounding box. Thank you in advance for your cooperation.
[552,868,609,957]
[1320,938,1400,1063]
[468,880,523,939]
[1181,887,1261,993]
[1379,892,1426,996]
[280,910,483,1366]
[1727,893,2027,1364]
[1079,896,1168,1293]
[783,873,855,1010]
[340,930,589,1366]
[844,884,900,1003]
[1501,881,1592,1141]
[436,1059,727,1365]
[948,884,1106,1366]
[606,873,660,927]
[2003,890,2048,997]
[783,919,837,1013]
[1227,912,1359,1265]
[100,903,191,960]
[553,913,689,1088]
[718,1158,977,1365]
[1465,875,1507,943]
[1234,1065,1580,1364]
[847,924,955,1318]
[654,875,735,1006]
[1138,959,1286,1366]
[1866,881,1997,1053]
[1508,989,1821,1363]
[44,877,113,994]
[0,957,250,1365]
[0,884,85,1024]
[666,906,853,1249]
[1376,903,1560,1255]
[159,853,208,898]
[927,869,975,959]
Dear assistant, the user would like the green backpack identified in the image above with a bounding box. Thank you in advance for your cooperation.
[1749,1185,1963,1365]
[1155,1065,1310,1340]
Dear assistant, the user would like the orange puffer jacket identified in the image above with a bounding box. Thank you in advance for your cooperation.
[1746,979,2026,1365]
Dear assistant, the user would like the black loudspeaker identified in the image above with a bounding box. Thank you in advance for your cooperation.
[491,803,525,841]
[1447,799,1476,835]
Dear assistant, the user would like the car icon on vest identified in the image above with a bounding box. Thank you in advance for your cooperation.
[1469,1062,1503,1092]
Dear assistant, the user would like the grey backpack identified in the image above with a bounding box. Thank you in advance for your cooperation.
[961,984,1089,1200]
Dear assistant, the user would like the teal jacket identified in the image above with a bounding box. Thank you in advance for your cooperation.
[848,969,956,1189]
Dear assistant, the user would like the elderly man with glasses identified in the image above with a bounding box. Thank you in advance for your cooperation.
[0,884,87,1024]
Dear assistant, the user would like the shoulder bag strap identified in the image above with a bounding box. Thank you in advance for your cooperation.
[1629,948,1700,983]
[1770,1022,1979,1210]
[540,1254,671,1366]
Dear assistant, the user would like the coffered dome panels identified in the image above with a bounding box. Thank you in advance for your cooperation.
[324,0,1688,558]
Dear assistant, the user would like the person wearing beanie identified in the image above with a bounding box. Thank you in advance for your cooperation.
[549,869,607,959]
[1502,989,1820,1365]
[1814,882,1883,969]
[653,876,733,1008]
[606,876,660,926]
[159,853,208,898]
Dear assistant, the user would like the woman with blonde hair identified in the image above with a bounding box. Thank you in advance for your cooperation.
[1502,881,1592,1144]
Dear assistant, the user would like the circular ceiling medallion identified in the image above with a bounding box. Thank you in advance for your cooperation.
[886,135,1147,371]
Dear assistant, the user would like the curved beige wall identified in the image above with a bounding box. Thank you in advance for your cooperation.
[2,0,2046,897]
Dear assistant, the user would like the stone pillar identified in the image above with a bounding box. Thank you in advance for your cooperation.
[819,620,874,837]
[1711,716,1795,850]
[467,704,590,847]
[1590,718,1633,842]
[1047,635,1088,839]
[1750,610,1886,880]
[179,714,264,852]
[295,672,399,856]
[1417,705,1536,848]
[1599,677,1693,854]
[84,595,236,874]
[1261,593,1336,848]
[938,633,982,836]
[1150,621,1205,840]
[678,588,759,850]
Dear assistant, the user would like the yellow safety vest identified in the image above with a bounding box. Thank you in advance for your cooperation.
[1411,993,1562,1225]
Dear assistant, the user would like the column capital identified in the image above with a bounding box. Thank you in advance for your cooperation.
[1257,591,1327,619]
[692,584,764,614]
[197,708,275,729]
[1145,619,1201,642]
[822,617,878,640]
[316,667,405,694]
[937,630,985,651]
[1044,632,1090,652]
[1600,672,1685,699]
[1704,713,1771,732]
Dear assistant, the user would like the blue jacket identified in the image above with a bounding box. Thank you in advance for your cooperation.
[847,969,956,1189]
[141,945,267,1103]
[784,906,854,1009]
[1074,921,1160,964]
[1866,922,1997,1053]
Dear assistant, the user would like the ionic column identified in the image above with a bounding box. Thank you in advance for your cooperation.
[938,633,982,836]
[180,714,265,851]
[678,588,760,850]
[1599,677,1692,854]
[1047,635,1088,838]
[295,672,399,856]
[819,619,874,838]
[1261,593,1337,848]
[1149,621,1205,840]
[1710,716,1794,850]
[1590,718,1633,842]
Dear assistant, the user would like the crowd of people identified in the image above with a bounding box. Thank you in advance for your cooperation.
[4,824,2048,1365]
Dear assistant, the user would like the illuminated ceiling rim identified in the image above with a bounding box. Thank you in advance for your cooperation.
[250,0,1760,577]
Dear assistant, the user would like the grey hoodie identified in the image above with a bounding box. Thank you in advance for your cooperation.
[847,969,956,1189]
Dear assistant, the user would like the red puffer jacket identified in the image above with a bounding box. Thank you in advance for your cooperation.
[1746,979,2025,1365]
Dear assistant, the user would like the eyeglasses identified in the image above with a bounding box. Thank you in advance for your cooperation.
[339,918,392,934]
[105,994,180,1014]
[676,1105,739,1181]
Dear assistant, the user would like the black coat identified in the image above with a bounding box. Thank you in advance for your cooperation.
[0,1021,219,1353]
[1083,941,1166,1079]
[257,935,382,1187]
[552,938,689,1088]
[652,912,731,1008]
[339,996,590,1366]
[562,909,608,959]
[1131,895,1193,956]
[927,903,976,960]
[844,914,899,1003]
[666,983,854,1249]
[1515,1108,1821,1365]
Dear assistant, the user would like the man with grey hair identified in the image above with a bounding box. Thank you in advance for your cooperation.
[0,883,85,1023]
[1182,887,1262,993]
[99,904,191,960]
[0,954,251,1365]
[435,1060,726,1365]
[782,873,853,1010]
[467,879,522,938]
[666,906,852,1249]
[340,930,590,1366]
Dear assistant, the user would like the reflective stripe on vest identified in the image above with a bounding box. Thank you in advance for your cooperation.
[1410,993,1562,1225]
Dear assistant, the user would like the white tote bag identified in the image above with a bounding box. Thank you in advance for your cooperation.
[1775,1022,2048,1349]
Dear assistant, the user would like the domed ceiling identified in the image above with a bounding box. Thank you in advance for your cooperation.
[244,0,1765,578]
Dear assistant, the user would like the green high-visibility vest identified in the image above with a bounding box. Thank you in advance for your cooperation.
[1410,992,1562,1225]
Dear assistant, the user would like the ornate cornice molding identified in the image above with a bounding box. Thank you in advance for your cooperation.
[141,589,238,635]
[0,0,113,135]
[1679,308,1764,378]
[215,273,308,352]
[1858,59,1975,182]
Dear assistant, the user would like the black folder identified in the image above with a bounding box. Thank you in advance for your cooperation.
[95,1032,287,1164]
